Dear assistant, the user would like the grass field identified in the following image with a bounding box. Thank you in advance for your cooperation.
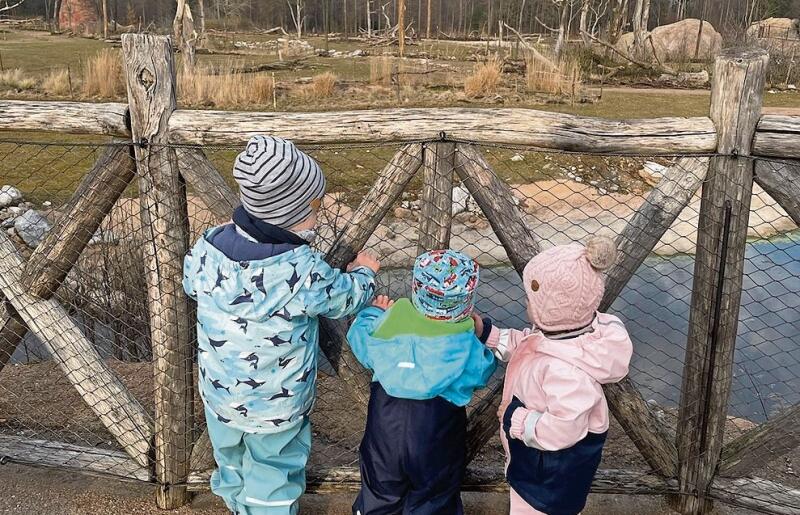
[1,29,799,202]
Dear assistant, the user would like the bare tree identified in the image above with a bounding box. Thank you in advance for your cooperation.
[632,0,651,58]
[196,0,206,47]
[554,0,572,59]
[580,0,591,46]
[101,0,108,38]
[426,0,431,38]
[0,0,27,13]
[287,0,305,38]
[398,0,406,55]
[366,0,372,36]
[174,0,198,65]
[607,0,629,44]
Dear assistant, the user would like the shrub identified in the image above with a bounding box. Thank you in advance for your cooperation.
[464,56,502,98]
[42,69,72,96]
[0,69,36,91]
[293,72,338,101]
[178,63,274,108]
[525,52,582,96]
[82,49,123,98]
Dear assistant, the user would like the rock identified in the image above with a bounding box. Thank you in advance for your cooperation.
[349,49,366,57]
[8,206,22,217]
[747,17,799,40]
[638,161,668,187]
[13,210,51,248]
[88,228,118,245]
[393,207,414,220]
[510,153,525,162]
[789,84,797,90]
[616,19,722,62]
[42,201,52,207]
[451,184,480,216]
[6,228,14,236]
[1,218,15,229]
[0,186,23,208]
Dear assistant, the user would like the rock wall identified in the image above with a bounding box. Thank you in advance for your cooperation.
[59,0,98,34]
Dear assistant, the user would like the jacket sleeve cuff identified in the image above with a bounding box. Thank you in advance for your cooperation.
[350,265,376,278]
[486,327,511,361]
[479,318,493,343]
[509,408,529,440]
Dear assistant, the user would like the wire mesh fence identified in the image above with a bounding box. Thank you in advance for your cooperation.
[0,136,798,512]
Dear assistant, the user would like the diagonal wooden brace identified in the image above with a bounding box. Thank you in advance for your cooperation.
[0,144,137,371]
[320,143,424,410]
[453,144,540,462]
[0,232,153,469]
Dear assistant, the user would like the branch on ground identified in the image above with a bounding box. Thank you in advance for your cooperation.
[582,30,677,76]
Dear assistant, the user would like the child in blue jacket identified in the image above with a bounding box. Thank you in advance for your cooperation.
[183,135,378,515]
[347,249,497,515]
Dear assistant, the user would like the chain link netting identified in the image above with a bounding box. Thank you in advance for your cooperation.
[0,136,798,512]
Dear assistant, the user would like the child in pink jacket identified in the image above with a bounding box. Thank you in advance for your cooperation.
[477,236,633,515]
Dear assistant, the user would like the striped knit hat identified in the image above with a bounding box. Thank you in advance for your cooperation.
[233,136,326,229]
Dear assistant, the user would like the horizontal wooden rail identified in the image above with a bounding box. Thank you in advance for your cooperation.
[0,435,150,481]
[0,100,129,136]
[753,114,800,158]
[168,108,718,153]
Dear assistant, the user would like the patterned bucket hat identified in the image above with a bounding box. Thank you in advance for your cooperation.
[412,249,479,322]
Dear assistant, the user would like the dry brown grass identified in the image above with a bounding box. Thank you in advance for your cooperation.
[370,55,394,86]
[525,53,582,97]
[464,56,502,98]
[82,49,123,98]
[293,72,338,101]
[178,63,274,107]
[42,69,72,96]
[0,69,36,90]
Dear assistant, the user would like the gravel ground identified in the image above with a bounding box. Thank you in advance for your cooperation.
[0,463,752,515]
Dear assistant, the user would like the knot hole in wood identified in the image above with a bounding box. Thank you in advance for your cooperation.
[138,68,156,91]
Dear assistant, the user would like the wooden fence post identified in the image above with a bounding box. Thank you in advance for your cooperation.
[122,34,193,509]
[417,141,455,253]
[676,48,768,514]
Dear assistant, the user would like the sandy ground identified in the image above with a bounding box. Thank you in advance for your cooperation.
[0,462,751,515]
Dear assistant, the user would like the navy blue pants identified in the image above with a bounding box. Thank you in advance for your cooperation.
[353,382,466,515]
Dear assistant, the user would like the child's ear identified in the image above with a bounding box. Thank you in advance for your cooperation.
[310,198,322,211]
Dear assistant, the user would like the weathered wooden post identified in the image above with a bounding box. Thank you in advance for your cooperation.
[417,141,455,253]
[676,48,769,514]
[122,33,194,509]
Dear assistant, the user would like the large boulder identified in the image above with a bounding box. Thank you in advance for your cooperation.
[0,186,22,209]
[615,19,722,63]
[748,17,800,40]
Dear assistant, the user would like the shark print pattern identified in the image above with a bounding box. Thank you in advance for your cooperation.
[183,230,377,432]
[239,352,259,370]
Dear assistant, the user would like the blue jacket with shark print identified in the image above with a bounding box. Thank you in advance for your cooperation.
[183,226,376,433]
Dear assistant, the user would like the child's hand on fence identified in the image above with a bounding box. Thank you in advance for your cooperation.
[372,295,394,310]
[347,250,380,274]
[471,313,484,337]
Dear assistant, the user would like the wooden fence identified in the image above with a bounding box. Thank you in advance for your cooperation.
[0,35,799,514]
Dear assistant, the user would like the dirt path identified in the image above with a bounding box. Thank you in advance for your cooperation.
[0,463,749,515]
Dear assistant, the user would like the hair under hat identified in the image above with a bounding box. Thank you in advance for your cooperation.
[412,249,479,322]
[523,236,617,333]
[233,135,326,229]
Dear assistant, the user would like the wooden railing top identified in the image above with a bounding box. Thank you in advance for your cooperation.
[1,98,799,158]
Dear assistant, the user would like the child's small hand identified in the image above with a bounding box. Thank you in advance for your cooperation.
[347,250,380,274]
[471,313,484,337]
[372,295,394,310]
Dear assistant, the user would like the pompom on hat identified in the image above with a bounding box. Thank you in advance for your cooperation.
[523,236,617,332]
[412,250,479,322]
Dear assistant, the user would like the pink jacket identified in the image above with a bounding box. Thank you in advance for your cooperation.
[487,313,633,452]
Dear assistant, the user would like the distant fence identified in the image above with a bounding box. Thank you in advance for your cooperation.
[0,36,799,515]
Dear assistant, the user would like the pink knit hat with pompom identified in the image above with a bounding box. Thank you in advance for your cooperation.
[523,236,617,332]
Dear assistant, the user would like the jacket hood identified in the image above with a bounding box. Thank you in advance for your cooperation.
[190,229,315,322]
[533,314,632,384]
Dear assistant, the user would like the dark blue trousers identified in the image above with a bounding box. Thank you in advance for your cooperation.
[353,383,466,515]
